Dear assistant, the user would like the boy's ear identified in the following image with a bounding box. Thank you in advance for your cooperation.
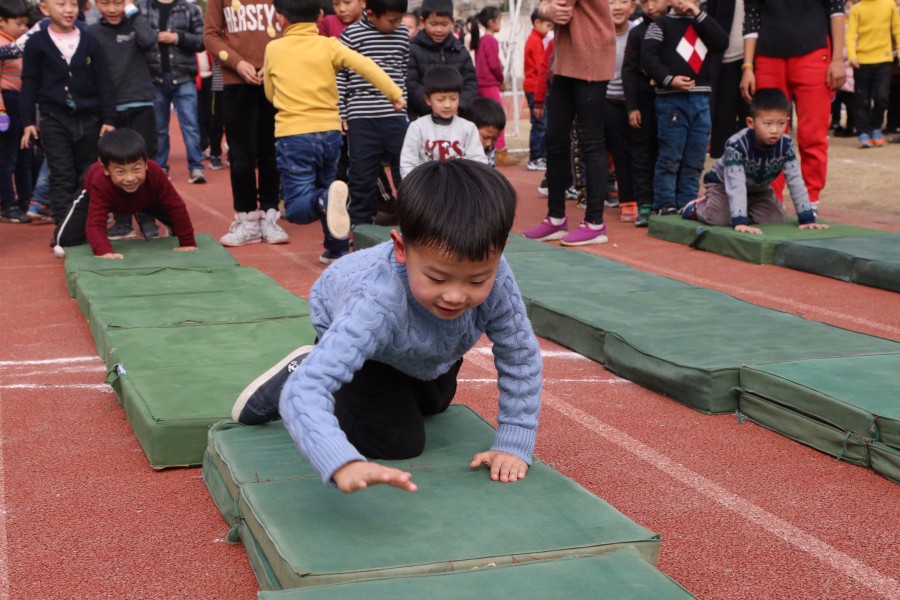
[39,2,50,16]
[390,230,407,265]
[745,116,754,129]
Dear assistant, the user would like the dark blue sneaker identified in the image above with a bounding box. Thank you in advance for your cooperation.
[231,345,314,424]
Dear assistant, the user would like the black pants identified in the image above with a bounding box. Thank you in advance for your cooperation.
[0,90,32,211]
[116,105,157,158]
[347,116,407,226]
[630,92,657,212]
[222,84,279,213]
[39,112,101,226]
[709,60,750,159]
[545,76,608,224]
[886,66,900,132]
[198,76,212,153]
[209,89,225,158]
[832,90,855,130]
[604,99,634,204]
[55,187,176,248]
[853,62,891,136]
[333,359,462,460]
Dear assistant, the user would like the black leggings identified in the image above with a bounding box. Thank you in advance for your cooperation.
[334,359,462,460]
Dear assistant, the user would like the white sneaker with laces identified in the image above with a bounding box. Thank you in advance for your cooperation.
[325,181,350,240]
[259,208,290,244]
[219,211,263,246]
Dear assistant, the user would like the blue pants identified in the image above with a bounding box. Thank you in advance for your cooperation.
[154,72,204,172]
[347,116,406,226]
[653,93,710,210]
[525,92,546,162]
[275,130,348,255]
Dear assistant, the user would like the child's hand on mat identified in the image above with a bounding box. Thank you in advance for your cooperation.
[174,245,198,252]
[799,223,830,231]
[333,461,418,494]
[97,252,125,259]
[470,451,528,483]
[734,224,763,235]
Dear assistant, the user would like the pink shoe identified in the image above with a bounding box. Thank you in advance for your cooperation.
[523,217,568,241]
[560,222,608,246]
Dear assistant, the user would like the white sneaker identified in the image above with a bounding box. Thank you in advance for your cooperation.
[325,181,350,240]
[527,158,547,171]
[188,168,206,184]
[259,208,289,244]
[219,211,262,247]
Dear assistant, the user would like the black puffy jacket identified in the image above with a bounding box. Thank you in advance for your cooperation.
[407,30,478,120]
[137,0,205,85]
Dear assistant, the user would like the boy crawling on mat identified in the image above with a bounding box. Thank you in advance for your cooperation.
[232,159,543,494]
[53,128,198,258]
[681,88,831,235]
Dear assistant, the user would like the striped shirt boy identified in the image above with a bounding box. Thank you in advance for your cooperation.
[338,15,409,121]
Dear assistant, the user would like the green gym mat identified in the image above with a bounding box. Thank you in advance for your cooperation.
[204,405,660,590]
[648,215,889,264]
[105,318,316,467]
[774,234,900,293]
[63,233,239,297]
[741,355,900,449]
[738,391,869,466]
[82,273,309,363]
[255,549,698,599]
[73,267,296,319]
[532,288,900,413]
[869,442,900,484]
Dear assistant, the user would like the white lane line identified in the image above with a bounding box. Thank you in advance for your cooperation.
[0,356,101,367]
[468,347,592,360]
[8,367,108,377]
[465,353,900,599]
[0,384,113,391]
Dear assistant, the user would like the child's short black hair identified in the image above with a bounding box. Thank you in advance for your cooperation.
[424,64,463,95]
[530,8,543,24]
[750,88,792,117]
[397,159,516,262]
[421,0,453,20]
[367,0,407,16]
[273,0,320,24]
[98,128,149,166]
[465,97,505,131]
[0,0,28,19]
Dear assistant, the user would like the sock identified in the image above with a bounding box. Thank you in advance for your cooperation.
[585,221,605,230]
[548,216,565,226]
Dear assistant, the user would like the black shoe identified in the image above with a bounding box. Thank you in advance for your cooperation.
[231,345,314,424]
[652,205,678,216]
[136,213,160,240]
[107,221,136,240]
[634,207,651,228]
[1,205,32,223]
[319,249,349,265]
[209,156,224,170]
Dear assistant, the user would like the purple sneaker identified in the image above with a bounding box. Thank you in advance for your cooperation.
[560,221,608,246]
[523,217,568,241]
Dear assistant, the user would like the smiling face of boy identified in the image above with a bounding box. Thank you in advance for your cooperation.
[391,231,501,321]
[96,0,125,25]
[421,13,452,44]
[103,159,148,194]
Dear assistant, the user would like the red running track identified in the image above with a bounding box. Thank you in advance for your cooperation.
[0,140,898,599]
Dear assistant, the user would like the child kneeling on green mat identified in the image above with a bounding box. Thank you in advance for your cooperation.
[232,159,543,494]
[682,88,831,235]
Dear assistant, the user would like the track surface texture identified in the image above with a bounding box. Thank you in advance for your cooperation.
[1,128,898,599]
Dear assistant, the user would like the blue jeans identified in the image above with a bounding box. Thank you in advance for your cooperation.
[525,92,546,162]
[653,93,710,210]
[154,73,205,172]
[276,131,348,254]
[32,159,50,204]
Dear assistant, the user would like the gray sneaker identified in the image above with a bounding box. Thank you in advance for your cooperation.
[188,168,206,184]
[324,180,350,240]
[259,208,289,244]
[219,211,262,246]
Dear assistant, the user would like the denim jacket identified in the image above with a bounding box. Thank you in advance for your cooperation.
[137,0,205,85]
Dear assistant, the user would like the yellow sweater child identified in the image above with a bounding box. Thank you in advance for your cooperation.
[846,0,900,65]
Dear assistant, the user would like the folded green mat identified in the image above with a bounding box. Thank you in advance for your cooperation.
[738,391,869,466]
[105,318,316,467]
[204,405,660,590]
[74,267,297,320]
[648,215,889,264]
[63,233,239,297]
[82,272,309,364]
[869,442,900,484]
[741,355,900,449]
[774,235,900,293]
[533,289,900,413]
[256,549,698,599]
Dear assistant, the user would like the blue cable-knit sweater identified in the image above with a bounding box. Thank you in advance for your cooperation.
[703,127,816,227]
[280,241,543,486]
